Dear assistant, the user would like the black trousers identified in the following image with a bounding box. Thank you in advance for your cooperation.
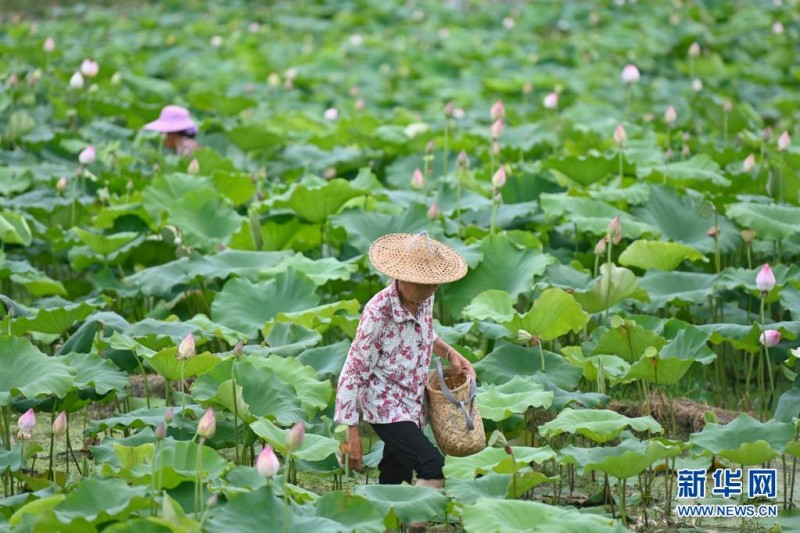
[370,421,444,484]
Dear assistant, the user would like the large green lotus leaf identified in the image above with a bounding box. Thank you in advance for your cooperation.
[205,485,288,533]
[558,439,681,479]
[296,340,350,379]
[618,240,707,271]
[474,342,582,390]
[700,322,762,352]
[641,154,730,188]
[64,352,128,395]
[312,492,385,533]
[532,374,609,411]
[0,167,33,196]
[211,270,319,337]
[144,347,222,382]
[462,290,516,323]
[718,264,800,297]
[477,375,553,421]
[72,228,141,257]
[443,446,556,480]
[592,319,667,362]
[260,217,322,252]
[7,301,96,336]
[0,212,33,246]
[542,154,620,187]
[263,254,356,285]
[562,346,631,384]
[725,202,800,240]
[183,314,250,345]
[774,388,800,423]
[212,170,257,206]
[58,311,129,355]
[87,406,201,436]
[124,250,292,296]
[258,355,332,417]
[632,185,740,253]
[539,194,659,239]
[141,173,216,222]
[37,478,150,529]
[8,494,66,528]
[268,179,365,224]
[0,336,74,405]
[264,299,360,337]
[9,270,67,297]
[658,320,716,364]
[624,354,694,386]
[539,408,663,444]
[503,288,590,341]
[573,263,650,314]
[264,322,323,357]
[226,124,283,152]
[354,484,448,527]
[168,189,243,250]
[461,499,625,533]
[447,234,556,318]
[444,472,512,505]
[103,517,190,533]
[688,414,795,465]
[639,271,720,309]
[331,203,429,253]
[250,418,339,462]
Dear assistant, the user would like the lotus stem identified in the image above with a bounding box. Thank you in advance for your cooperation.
[620,478,627,525]
[759,297,775,416]
[443,121,449,179]
[136,355,151,409]
[284,458,291,533]
[604,242,613,324]
[537,342,546,372]
[231,368,239,465]
[48,409,55,482]
[195,437,204,516]
[65,413,82,477]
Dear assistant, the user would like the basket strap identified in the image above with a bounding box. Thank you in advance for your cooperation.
[435,357,477,431]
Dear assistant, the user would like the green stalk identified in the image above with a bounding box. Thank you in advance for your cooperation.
[136,356,151,409]
[443,120,449,179]
[537,341,546,372]
[48,409,56,482]
[604,242,613,324]
[760,297,776,410]
[283,454,292,533]
[231,369,239,465]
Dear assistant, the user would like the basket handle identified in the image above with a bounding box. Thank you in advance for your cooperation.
[435,357,477,431]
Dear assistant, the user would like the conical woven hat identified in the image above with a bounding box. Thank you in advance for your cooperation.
[368,232,468,284]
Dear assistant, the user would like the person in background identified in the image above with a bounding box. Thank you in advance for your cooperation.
[142,105,200,157]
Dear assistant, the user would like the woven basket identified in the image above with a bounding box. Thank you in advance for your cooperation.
[426,359,486,457]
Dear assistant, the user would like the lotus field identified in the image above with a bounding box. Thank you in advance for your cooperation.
[2,0,800,531]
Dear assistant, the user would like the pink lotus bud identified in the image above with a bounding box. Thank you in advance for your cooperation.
[286,421,305,451]
[69,71,84,89]
[490,100,505,121]
[155,422,167,441]
[688,42,701,57]
[18,408,36,437]
[756,264,776,293]
[323,108,338,121]
[52,411,67,437]
[743,154,756,172]
[197,408,216,440]
[43,37,56,53]
[187,158,200,174]
[778,131,790,151]
[411,168,425,189]
[233,341,244,356]
[607,215,622,245]
[594,237,608,256]
[772,21,784,34]
[209,35,223,48]
[691,79,703,92]
[248,22,260,33]
[502,17,515,29]
[348,86,359,97]
[178,333,196,360]
[427,202,440,220]
[355,99,365,111]
[78,145,95,165]
[621,64,640,84]
[80,59,99,78]
[759,330,781,348]
[56,176,68,192]
[257,445,280,477]
[452,108,466,119]
[763,127,773,141]
[164,407,174,424]
[492,166,507,189]
[666,148,674,161]
[493,192,503,203]
[723,101,733,113]
[443,100,454,118]
[426,140,435,153]
[664,105,677,126]
[613,124,627,146]
[456,150,469,167]
[523,81,533,95]
[490,118,504,139]
[543,92,559,109]
[348,34,363,46]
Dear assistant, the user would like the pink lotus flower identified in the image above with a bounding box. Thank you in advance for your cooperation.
[607,215,622,245]
[490,118,504,139]
[178,333,195,360]
[691,79,703,92]
[411,168,425,189]
[492,166,507,189]
[772,21,785,35]
[490,100,505,121]
[743,154,756,172]
[664,105,677,126]
[78,145,95,165]
[759,330,780,348]
[323,108,338,121]
[80,59,99,78]
[543,92,559,110]
[257,445,280,477]
[209,35,223,48]
[43,37,55,53]
[456,150,469,167]
[69,72,84,89]
[621,64,640,83]
[52,411,67,437]
[427,203,440,220]
[688,42,701,57]
[56,176,68,192]
[18,408,36,439]
[286,421,305,451]
[778,131,790,151]
[187,158,200,174]
[756,264,776,294]
[594,237,608,256]
[197,408,216,440]
[613,124,627,146]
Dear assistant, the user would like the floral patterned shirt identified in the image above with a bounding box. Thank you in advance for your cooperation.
[334,279,438,428]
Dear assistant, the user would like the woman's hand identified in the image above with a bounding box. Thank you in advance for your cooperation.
[448,349,477,382]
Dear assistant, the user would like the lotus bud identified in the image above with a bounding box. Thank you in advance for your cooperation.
[504,444,513,455]
[493,192,503,203]
[52,411,67,437]
[155,422,167,441]
[490,100,505,121]
[348,86,359,97]
[772,21,785,34]
[517,329,533,344]
[492,166,507,190]
[456,150,469,168]
[443,100,454,118]
[594,236,608,256]
[741,229,756,244]
[706,226,719,238]
[197,408,216,440]
[682,144,691,158]
[743,154,756,172]
[69,71,84,89]
[164,407,174,424]
[287,421,305,452]
[427,202,440,220]
[78,145,95,165]
[80,59,99,78]
[723,100,733,113]
[756,264,776,294]
[688,41,701,57]
[257,445,280,477]
[613,124,627,147]
[248,22,261,33]
[778,131,790,151]
[186,158,200,174]
[285,67,298,80]
[178,333,196,360]
[453,108,466,119]
[621,64,640,83]
[43,37,55,53]
[210,35,223,48]
[426,140,435,153]
[543,91,559,109]
[206,493,219,508]
[607,215,622,245]
[664,105,677,126]
[666,148,673,161]
[233,341,244,356]
[126,179,134,191]
[56,176,68,192]
[411,168,425,189]
[691,78,703,92]
[108,72,121,86]
[267,73,280,87]
[17,408,35,440]
[490,118,504,140]
[502,16,515,29]
[523,81,533,95]
[355,99,365,111]
[759,330,781,348]
[763,127,773,141]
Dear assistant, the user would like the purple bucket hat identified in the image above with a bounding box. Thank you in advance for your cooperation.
[143,105,198,134]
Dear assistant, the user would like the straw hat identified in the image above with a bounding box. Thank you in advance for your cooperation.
[143,105,198,135]
[368,232,468,284]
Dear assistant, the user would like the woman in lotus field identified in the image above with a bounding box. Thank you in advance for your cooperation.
[142,105,200,157]
[334,232,476,490]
